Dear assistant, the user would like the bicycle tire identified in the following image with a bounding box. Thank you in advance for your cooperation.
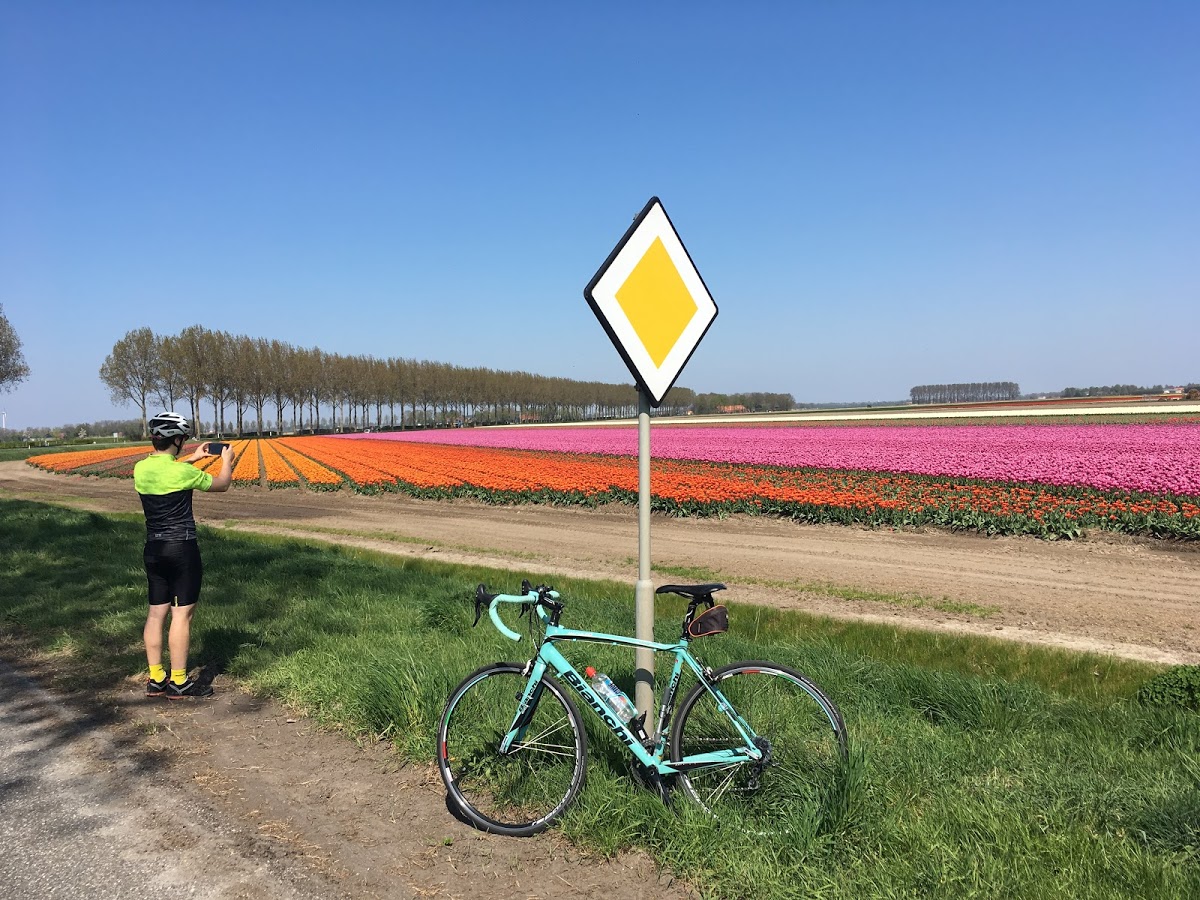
[670,660,848,836]
[437,663,587,837]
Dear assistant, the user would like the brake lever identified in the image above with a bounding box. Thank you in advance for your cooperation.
[473,584,487,628]
[520,585,555,629]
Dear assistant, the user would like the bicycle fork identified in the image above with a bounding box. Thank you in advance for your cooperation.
[499,658,548,754]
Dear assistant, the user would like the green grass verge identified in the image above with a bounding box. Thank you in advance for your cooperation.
[654,563,1001,619]
[1,499,1196,899]
[230,519,545,563]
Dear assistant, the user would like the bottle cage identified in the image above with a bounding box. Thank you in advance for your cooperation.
[687,604,729,638]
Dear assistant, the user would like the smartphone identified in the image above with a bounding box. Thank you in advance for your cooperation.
[207,441,228,455]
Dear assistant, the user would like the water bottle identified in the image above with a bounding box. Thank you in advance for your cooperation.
[585,666,637,722]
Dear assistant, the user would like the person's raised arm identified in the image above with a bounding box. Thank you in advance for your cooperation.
[208,444,236,492]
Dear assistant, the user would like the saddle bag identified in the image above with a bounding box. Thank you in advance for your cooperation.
[688,604,729,638]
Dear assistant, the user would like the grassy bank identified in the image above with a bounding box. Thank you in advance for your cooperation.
[1,499,1196,899]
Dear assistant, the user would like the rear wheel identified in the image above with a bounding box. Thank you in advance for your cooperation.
[437,663,587,836]
[671,661,848,835]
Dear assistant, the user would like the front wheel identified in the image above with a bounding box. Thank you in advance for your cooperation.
[437,663,587,837]
[671,660,848,836]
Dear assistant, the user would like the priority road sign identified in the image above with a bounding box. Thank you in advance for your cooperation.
[584,197,717,406]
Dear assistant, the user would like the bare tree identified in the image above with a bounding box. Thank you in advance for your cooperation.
[228,334,255,436]
[153,334,188,412]
[205,330,235,435]
[309,348,329,430]
[264,339,292,433]
[242,337,275,435]
[173,325,211,431]
[287,347,315,432]
[99,327,161,438]
[0,304,31,392]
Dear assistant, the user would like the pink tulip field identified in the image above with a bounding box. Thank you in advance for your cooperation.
[340,423,1200,497]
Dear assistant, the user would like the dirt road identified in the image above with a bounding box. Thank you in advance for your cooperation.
[4,460,1197,665]
[0,653,685,900]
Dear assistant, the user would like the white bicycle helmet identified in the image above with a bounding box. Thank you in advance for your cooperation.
[148,411,192,439]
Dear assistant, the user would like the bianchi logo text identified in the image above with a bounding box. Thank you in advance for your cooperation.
[562,670,636,748]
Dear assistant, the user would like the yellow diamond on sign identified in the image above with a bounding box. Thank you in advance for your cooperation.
[584,198,718,407]
[615,238,699,367]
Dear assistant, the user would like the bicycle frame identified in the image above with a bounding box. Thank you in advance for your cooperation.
[501,612,764,776]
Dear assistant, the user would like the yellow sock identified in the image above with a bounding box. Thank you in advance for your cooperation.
[171,668,188,686]
[149,664,166,683]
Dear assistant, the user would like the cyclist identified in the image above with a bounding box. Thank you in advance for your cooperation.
[134,412,234,699]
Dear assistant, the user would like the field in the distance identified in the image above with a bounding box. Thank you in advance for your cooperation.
[27,404,1200,541]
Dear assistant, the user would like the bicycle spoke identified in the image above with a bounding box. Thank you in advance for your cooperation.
[510,741,577,759]
[516,717,572,747]
[694,765,741,805]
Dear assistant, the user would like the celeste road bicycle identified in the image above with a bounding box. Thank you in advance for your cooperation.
[436,580,849,837]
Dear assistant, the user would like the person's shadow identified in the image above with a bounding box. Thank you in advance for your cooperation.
[194,626,256,687]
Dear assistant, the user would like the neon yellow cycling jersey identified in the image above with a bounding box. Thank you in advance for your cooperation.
[133,453,214,541]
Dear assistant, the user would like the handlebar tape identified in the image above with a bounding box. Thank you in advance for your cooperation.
[489,598,523,642]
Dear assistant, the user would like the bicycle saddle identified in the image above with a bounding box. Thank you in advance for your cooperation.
[655,583,726,599]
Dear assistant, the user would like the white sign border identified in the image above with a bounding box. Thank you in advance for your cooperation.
[585,199,717,404]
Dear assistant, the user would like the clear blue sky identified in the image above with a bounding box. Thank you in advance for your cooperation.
[2,1,1197,429]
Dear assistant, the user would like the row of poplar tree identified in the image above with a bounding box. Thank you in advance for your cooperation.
[99,326,700,438]
[909,382,1020,404]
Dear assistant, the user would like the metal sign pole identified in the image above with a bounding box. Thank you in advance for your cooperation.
[584,197,718,732]
[634,387,655,729]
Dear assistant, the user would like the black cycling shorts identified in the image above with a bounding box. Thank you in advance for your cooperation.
[143,540,203,607]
